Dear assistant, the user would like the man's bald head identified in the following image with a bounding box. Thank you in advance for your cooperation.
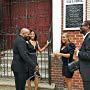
[20,28,30,35]
[20,28,30,40]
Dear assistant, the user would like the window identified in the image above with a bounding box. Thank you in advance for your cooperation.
[63,0,86,30]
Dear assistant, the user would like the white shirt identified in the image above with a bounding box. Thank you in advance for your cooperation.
[83,31,90,39]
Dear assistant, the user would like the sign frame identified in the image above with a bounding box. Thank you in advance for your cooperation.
[63,0,86,30]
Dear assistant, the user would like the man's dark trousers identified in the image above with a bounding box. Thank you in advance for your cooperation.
[14,72,26,90]
[83,81,90,90]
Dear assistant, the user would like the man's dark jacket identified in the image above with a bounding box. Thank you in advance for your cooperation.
[78,33,90,81]
[11,35,37,73]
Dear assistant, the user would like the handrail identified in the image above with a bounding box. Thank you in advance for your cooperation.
[48,24,53,84]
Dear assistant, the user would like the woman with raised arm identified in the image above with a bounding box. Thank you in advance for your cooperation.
[26,30,49,90]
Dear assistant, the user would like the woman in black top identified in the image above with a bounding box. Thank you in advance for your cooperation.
[26,30,49,90]
[53,33,76,90]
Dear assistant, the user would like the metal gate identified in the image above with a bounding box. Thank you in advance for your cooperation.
[0,0,52,83]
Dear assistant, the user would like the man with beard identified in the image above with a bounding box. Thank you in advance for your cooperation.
[11,28,38,90]
[76,20,90,90]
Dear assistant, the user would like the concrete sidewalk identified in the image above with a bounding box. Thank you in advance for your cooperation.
[0,78,55,90]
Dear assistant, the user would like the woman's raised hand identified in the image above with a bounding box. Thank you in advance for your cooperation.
[46,40,50,46]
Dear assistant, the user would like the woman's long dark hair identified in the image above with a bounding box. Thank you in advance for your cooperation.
[30,30,37,41]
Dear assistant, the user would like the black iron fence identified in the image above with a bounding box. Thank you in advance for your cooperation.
[0,0,52,83]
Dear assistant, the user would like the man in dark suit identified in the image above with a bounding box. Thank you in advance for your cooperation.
[78,20,90,90]
[11,28,38,90]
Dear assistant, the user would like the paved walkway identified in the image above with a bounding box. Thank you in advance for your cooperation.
[0,78,56,90]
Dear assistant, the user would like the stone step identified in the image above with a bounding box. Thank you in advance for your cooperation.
[0,78,55,90]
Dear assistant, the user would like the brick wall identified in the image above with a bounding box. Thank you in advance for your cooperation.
[51,57,64,89]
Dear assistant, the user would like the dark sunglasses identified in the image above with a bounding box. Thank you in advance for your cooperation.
[80,24,87,27]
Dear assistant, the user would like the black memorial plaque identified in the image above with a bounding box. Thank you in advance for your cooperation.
[66,4,83,28]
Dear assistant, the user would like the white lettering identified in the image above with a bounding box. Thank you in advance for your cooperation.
[66,0,83,3]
